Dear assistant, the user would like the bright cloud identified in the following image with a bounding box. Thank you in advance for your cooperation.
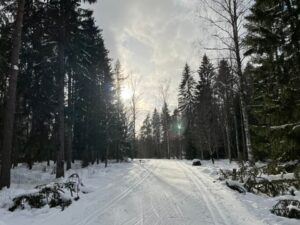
[84,0,217,128]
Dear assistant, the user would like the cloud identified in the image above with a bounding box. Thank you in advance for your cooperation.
[84,0,215,129]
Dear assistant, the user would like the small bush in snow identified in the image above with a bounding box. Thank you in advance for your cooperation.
[219,163,300,197]
[9,173,85,212]
[271,199,300,219]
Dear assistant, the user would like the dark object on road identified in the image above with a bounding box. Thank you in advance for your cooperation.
[192,159,201,166]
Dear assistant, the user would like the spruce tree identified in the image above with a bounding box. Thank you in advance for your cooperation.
[178,63,196,159]
[245,0,300,160]
[139,114,153,158]
[194,55,219,160]
[161,102,171,158]
[215,59,235,161]
[152,108,161,158]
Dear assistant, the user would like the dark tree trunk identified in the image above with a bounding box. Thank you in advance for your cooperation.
[233,112,241,160]
[105,144,109,168]
[0,0,25,189]
[11,124,19,168]
[56,0,65,178]
[66,74,73,170]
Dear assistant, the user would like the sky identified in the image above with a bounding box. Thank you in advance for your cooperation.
[84,0,217,129]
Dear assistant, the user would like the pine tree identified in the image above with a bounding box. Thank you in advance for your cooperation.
[0,1,13,161]
[0,0,25,189]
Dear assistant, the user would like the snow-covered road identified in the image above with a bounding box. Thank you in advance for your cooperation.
[1,160,273,225]
[25,160,265,225]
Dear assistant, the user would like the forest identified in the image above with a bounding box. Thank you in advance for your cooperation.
[0,0,133,189]
[137,0,300,164]
[0,0,299,191]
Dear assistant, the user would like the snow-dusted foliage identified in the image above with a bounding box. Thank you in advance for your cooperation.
[9,173,86,211]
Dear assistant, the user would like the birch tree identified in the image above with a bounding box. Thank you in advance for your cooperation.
[200,0,254,162]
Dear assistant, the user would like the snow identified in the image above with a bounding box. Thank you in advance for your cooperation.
[0,160,299,225]
[288,204,300,212]
[292,125,300,131]
[270,123,300,130]
[12,65,19,71]
[225,180,247,193]
[192,158,201,163]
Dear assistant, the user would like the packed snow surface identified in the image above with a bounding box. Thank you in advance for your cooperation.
[0,159,299,225]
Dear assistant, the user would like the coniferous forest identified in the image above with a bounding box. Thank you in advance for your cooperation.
[0,0,132,189]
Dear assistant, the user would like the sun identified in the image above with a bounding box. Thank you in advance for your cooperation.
[121,87,132,101]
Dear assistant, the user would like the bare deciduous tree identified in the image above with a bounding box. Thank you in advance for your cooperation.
[159,80,171,158]
[200,0,254,162]
[128,73,142,157]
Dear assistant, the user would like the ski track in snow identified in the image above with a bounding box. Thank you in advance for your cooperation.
[0,160,275,225]
[177,161,228,225]
[73,161,162,225]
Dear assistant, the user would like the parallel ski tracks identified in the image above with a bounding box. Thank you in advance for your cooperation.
[177,161,232,225]
[74,162,161,225]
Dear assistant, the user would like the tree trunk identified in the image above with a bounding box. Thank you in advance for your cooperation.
[231,0,253,163]
[233,112,241,160]
[0,0,25,189]
[56,1,65,178]
[166,130,170,159]
[105,144,109,168]
[66,74,73,170]
[224,107,232,162]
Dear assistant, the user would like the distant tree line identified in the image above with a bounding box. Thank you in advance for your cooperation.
[0,0,133,189]
[138,106,182,159]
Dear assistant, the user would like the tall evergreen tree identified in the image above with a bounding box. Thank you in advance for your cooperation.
[178,63,196,159]
[245,0,300,160]
[161,102,171,158]
[139,114,153,158]
[194,55,219,160]
[112,60,129,161]
[215,59,235,161]
[152,108,161,158]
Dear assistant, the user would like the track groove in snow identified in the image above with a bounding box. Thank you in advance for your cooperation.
[178,161,232,225]
[74,161,162,225]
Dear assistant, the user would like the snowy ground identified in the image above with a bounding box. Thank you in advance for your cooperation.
[0,159,299,225]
